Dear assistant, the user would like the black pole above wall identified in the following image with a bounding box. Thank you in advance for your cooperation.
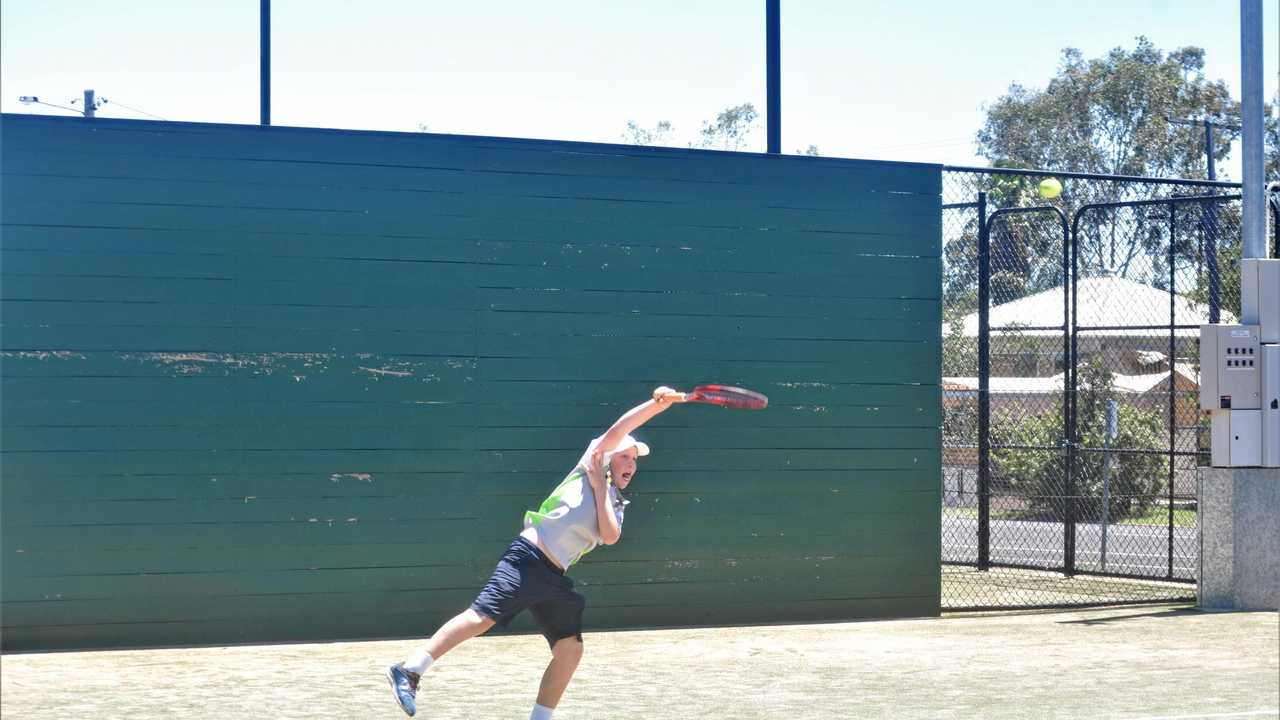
[261,0,271,126]
[766,0,780,154]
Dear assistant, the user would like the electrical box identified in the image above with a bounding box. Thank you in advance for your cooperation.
[1263,344,1280,467]
[1199,325,1262,410]
[1211,410,1263,467]
[1240,258,1280,343]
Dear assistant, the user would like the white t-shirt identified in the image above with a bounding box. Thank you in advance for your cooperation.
[522,438,629,569]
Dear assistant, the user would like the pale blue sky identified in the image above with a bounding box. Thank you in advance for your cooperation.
[2,1,1276,176]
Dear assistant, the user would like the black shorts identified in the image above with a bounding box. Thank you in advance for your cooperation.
[470,537,585,648]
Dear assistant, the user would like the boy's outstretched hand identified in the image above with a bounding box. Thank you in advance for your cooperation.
[653,386,688,404]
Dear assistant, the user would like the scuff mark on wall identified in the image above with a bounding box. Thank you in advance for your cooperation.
[330,472,374,483]
[117,352,335,378]
[0,351,86,361]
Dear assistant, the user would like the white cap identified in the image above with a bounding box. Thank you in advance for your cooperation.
[604,434,650,461]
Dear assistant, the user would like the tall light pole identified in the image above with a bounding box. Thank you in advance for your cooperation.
[766,0,780,154]
[261,0,271,126]
[1241,0,1264,259]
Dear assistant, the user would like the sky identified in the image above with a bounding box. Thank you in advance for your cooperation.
[2,1,1277,179]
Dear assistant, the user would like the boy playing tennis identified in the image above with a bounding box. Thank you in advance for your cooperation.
[387,386,686,719]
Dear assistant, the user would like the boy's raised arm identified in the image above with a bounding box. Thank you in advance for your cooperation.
[596,386,686,452]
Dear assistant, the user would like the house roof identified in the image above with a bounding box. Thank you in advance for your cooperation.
[949,275,1236,338]
[943,363,1199,397]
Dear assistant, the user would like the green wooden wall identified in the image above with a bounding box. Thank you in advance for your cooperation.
[0,114,941,651]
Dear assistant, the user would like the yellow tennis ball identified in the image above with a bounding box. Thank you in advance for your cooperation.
[1038,178,1062,199]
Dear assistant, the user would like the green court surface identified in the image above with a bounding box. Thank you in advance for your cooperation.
[3,605,1275,719]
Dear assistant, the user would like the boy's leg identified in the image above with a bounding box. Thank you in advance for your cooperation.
[421,607,496,660]
[536,636,584,710]
[529,589,586,716]
[389,609,497,717]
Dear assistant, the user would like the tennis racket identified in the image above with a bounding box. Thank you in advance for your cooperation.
[675,384,768,410]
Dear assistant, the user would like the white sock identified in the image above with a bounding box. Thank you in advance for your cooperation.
[404,649,434,675]
[530,703,555,720]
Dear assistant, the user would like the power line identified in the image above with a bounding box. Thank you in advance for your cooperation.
[17,96,82,116]
[869,137,975,152]
[99,98,167,121]
[19,92,167,121]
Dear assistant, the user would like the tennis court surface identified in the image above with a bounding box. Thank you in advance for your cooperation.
[3,604,1276,719]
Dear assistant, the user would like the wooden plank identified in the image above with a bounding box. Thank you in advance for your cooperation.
[1,117,941,194]
[0,382,935,424]
[2,214,940,258]
[6,190,938,239]
[0,150,934,210]
[2,240,939,294]
[0,467,938,503]
[469,354,939,384]
[1,268,479,310]
[3,541,474,578]
[1,588,479,632]
[6,172,941,230]
[1,373,939,418]
[0,448,481,476]
[0,326,479,355]
[5,483,932,528]
[0,517,488,552]
[0,424,938,454]
[0,299,937,344]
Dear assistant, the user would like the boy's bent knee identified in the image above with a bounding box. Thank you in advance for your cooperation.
[552,636,583,660]
[463,608,497,631]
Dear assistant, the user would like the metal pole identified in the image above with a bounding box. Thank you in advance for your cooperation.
[1066,207,1079,577]
[1207,193,1221,325]
[977,192,991,572]
[1101,399,1117,572]
[1204,120,1216,182]
[1167,202,1178,579]
[1272,193,1280,258]
[83,89,95,118]
[765,0,780,154]
[1208,119,1218,319]
[1242,0,1265,259]
[261,0,271,126]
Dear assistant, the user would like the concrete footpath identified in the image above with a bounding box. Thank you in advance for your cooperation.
[2,604,1277,719]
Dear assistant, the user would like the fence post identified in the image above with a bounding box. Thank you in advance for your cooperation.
[1101,399,1117,572]
[977,192,991,572]
[1167,202,1178,579]
[1065,207,1078,577]
[1271,194,1279,258]
[1205,198,1220,322]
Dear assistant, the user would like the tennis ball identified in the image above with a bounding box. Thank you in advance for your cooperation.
[1038,178,1062,199]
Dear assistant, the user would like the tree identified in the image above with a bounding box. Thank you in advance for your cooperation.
[955,39,1255,319]
[622,104,825,156]
[624,120,674,146]
[992,359,1165,521]
[697,103,759,151]
[942,306,977,377]
[977,37,1241,179]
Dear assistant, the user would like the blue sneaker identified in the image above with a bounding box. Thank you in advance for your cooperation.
[385,663,420,717]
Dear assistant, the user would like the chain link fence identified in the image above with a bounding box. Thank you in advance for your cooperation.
[940,167,1258,609]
